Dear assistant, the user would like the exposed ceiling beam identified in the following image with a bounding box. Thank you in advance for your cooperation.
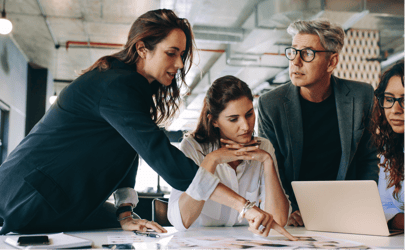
[341,10,370,31]
[35,0,60,49]
[381,51,404,69]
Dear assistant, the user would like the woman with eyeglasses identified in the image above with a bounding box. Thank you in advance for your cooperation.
[370,60,404,230]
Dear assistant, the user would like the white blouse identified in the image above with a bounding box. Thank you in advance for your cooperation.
[378,156,404,222]
[168,136,288,231]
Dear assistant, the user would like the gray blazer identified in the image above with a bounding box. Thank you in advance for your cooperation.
[258,76,379,211]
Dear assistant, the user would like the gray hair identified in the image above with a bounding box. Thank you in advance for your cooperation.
[287,19,345,53]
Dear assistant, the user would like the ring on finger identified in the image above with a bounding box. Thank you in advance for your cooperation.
[258,224,266,232]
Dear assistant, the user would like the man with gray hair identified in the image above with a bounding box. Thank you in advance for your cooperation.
[258,19,378,226]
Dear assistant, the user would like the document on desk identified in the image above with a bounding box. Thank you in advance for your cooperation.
[107,233,372,249]
[165,235,372,249]
[107,231,176,250]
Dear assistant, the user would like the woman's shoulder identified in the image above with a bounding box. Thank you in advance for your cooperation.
[179,136,207,165]
[180,136,203,151]
[181,135,198,144]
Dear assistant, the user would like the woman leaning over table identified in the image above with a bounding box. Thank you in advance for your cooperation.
[370,61,404,230]
[168,76,293,238]
[0,9,292,239]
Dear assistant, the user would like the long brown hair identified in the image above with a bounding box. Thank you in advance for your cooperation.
[190,75,253,152]
[82,9,195,126]
[370,60,404,200]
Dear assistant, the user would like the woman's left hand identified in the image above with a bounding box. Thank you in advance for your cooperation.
[120,218,167,233]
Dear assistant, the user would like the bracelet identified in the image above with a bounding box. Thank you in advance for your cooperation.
[238,200,256,223]
[117,212,136,221]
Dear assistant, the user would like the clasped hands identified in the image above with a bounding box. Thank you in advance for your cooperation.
[214,138,272,163]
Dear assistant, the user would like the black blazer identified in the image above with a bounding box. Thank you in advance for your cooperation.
[258,76,379,211]
[0,59,198,233]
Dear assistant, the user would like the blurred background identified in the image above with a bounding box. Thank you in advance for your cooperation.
[0,0,403,196]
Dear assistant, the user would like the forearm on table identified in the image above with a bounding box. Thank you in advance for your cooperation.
[180,178,247,228]
[209,182,246,213]
[178,193,205,228]
[263,160,289,226]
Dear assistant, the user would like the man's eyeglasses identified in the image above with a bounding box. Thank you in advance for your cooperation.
[285,47,335,62]
[377,95,405,109]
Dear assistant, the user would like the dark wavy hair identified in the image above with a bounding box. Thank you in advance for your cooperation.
[370,60,404,200]
[189,75,253,152]
[82,9,195,126]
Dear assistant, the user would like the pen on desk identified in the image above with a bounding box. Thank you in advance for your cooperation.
[134,231,160,238]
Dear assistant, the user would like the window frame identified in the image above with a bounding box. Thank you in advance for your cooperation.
[0,99,10,164]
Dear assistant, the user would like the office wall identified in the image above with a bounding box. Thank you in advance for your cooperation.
[0,35,54,155]
[0,35,28,154]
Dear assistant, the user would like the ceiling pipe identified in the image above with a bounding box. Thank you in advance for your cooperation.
[65,41,124,50]
[64,41,286,57]
[193,25,244,44]
[341,0,369,31]
[225,44,286,68]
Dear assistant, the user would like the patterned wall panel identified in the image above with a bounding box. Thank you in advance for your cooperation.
[334,29,381,89]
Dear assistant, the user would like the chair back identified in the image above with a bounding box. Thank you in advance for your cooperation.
[152,198,172,226]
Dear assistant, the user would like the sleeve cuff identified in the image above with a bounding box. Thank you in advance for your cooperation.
[167,189,189,231]
[113,187,139,208]
[185,167,220,201]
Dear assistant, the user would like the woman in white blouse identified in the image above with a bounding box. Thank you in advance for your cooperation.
[168,75,290,233]
[370,61,404,230]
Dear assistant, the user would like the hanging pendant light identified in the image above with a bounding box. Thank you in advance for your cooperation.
[0,0,12,35]
[49,92,57,105]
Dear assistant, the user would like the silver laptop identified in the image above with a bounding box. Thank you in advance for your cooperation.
[291,180,404,236]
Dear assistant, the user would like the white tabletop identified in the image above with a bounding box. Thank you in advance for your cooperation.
[0,226,403,249]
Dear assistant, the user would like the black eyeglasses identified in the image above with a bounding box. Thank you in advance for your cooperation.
[285,47,335,62]
[378,95,405,109]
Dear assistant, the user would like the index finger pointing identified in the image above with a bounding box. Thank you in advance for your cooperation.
[271,221,297,241]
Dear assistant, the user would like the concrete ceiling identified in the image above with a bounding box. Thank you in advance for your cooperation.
[3,0,404,131]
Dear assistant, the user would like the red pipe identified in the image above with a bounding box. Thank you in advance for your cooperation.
[263,52,285,56]
[198,49,225,53]
[66,41,124,50]
[65,41,285,56]
[198,49,285,56]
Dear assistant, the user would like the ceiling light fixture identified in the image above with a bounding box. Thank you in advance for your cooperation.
[0,0,12,35]
[49,92,57,105]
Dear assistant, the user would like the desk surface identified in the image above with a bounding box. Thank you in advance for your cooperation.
[0,226,403,249]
